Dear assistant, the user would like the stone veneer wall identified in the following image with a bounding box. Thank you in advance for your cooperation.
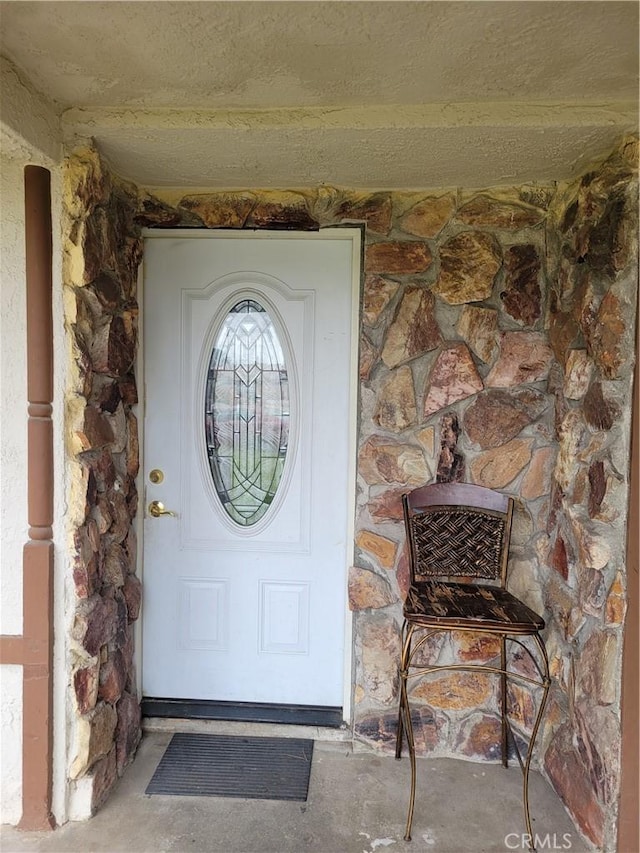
[63,149,144,810]
[61,140,637,847]
[540,139,638,849]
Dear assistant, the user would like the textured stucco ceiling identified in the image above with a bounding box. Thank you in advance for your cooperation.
[0,1,638,188]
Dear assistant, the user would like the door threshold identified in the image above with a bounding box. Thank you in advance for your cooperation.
[141,698,345,728]
[142,716,353,745]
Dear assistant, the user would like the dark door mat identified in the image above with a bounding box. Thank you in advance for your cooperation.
[145,733,314,801]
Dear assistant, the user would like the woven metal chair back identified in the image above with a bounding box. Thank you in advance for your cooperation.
[403,483,514,587]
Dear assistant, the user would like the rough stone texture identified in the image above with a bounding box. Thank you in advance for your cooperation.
[90,749,118,813]
[412,672,493,709]
[574,701,620,806]
[545,724,605,848]
[74,595,119,658]
[500,244,542,326]
[521,446,556,499]
[64,147,143,809]
[423,343,483,417]
[434,231,501,304]
[335,192,392,235]
[122,573,142,622]
[114,691,142,775]
[358,616,400,705]
[355,530,398,570]
[469,439,533,489]
[457,714,504,762]
[367,488,405,522]
[436,412,465,483]
[583,381,620,431]
[374,366,417,432]
[365,241,432,275]
[415,426,435,457]
[456,194,544,229]
[381,286,441,368]
[362,275,399,327]
[464,389,548,449]
[507,683,536,731]
[586,289,628,380]
[74,662,100,715]
[247,190,318,230]
[71,702,118,779]
[359,334,377,381]
[605,572,625,625]
[563,350,593,399]
[98,650,126,704]
[485,331,554,387]
[576,630,618,706]
[358,437,430,486]
[540,142,637,853]
[348,567,395,611]
[178,192,254,228]
[451,632,500,663]
[456,305,499,364]
[399,194,455,238]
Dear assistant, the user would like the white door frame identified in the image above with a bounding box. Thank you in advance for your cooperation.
[135,228,362,723]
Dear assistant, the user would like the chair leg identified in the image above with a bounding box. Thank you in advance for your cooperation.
[395,691,404,760]
[398,624,417,842]
[396,622,408,760]
[500,635,508,769]
[521,634,551,848]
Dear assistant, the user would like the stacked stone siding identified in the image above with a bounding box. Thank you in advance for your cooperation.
[63,150,143,810]
[62,138,637,849]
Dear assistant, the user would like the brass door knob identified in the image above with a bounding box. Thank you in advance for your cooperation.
[148,500,177,518]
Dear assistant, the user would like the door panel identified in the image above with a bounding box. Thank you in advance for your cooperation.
[142,232,358,706]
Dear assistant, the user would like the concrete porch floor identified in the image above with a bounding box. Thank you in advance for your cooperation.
[1,722,585,853]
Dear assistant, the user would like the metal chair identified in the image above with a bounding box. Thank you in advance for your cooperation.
[395,483,550,845]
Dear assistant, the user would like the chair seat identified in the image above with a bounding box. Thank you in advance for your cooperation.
[404,581,545,634]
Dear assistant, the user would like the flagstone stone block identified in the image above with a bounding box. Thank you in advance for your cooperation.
[178,192,255,228]
[485,331,553,387]
[469,438,533,489]
[563,350,593,399]
[456,194,544,229]
[456,305,499,363]
[362,274,399,327]
[500,244,542,326]
[336,192,392,235]
[365,241,432,275]
[434,231,501,304]
[521,446,556,499]
[355,530,398,569]
[358,436,430,486]
[358,615,401,705]
[348,567,395,611]
[412,672,493,710]
[457,714,503,761]
[423,343,483,417]
[464,388,548,449]
[544,724,604,848]
[399,193,455,238]
[374,365,417,432]
[381,286,441,368]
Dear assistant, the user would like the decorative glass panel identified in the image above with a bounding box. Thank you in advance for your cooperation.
[205,299,290,526]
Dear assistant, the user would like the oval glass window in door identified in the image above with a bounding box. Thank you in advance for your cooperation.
[205,299,290,527]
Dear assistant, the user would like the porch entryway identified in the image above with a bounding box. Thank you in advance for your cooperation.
[141,231,360,714]
[1,726,584,853]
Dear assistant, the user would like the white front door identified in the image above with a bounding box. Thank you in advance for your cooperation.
[141,230,359,708]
